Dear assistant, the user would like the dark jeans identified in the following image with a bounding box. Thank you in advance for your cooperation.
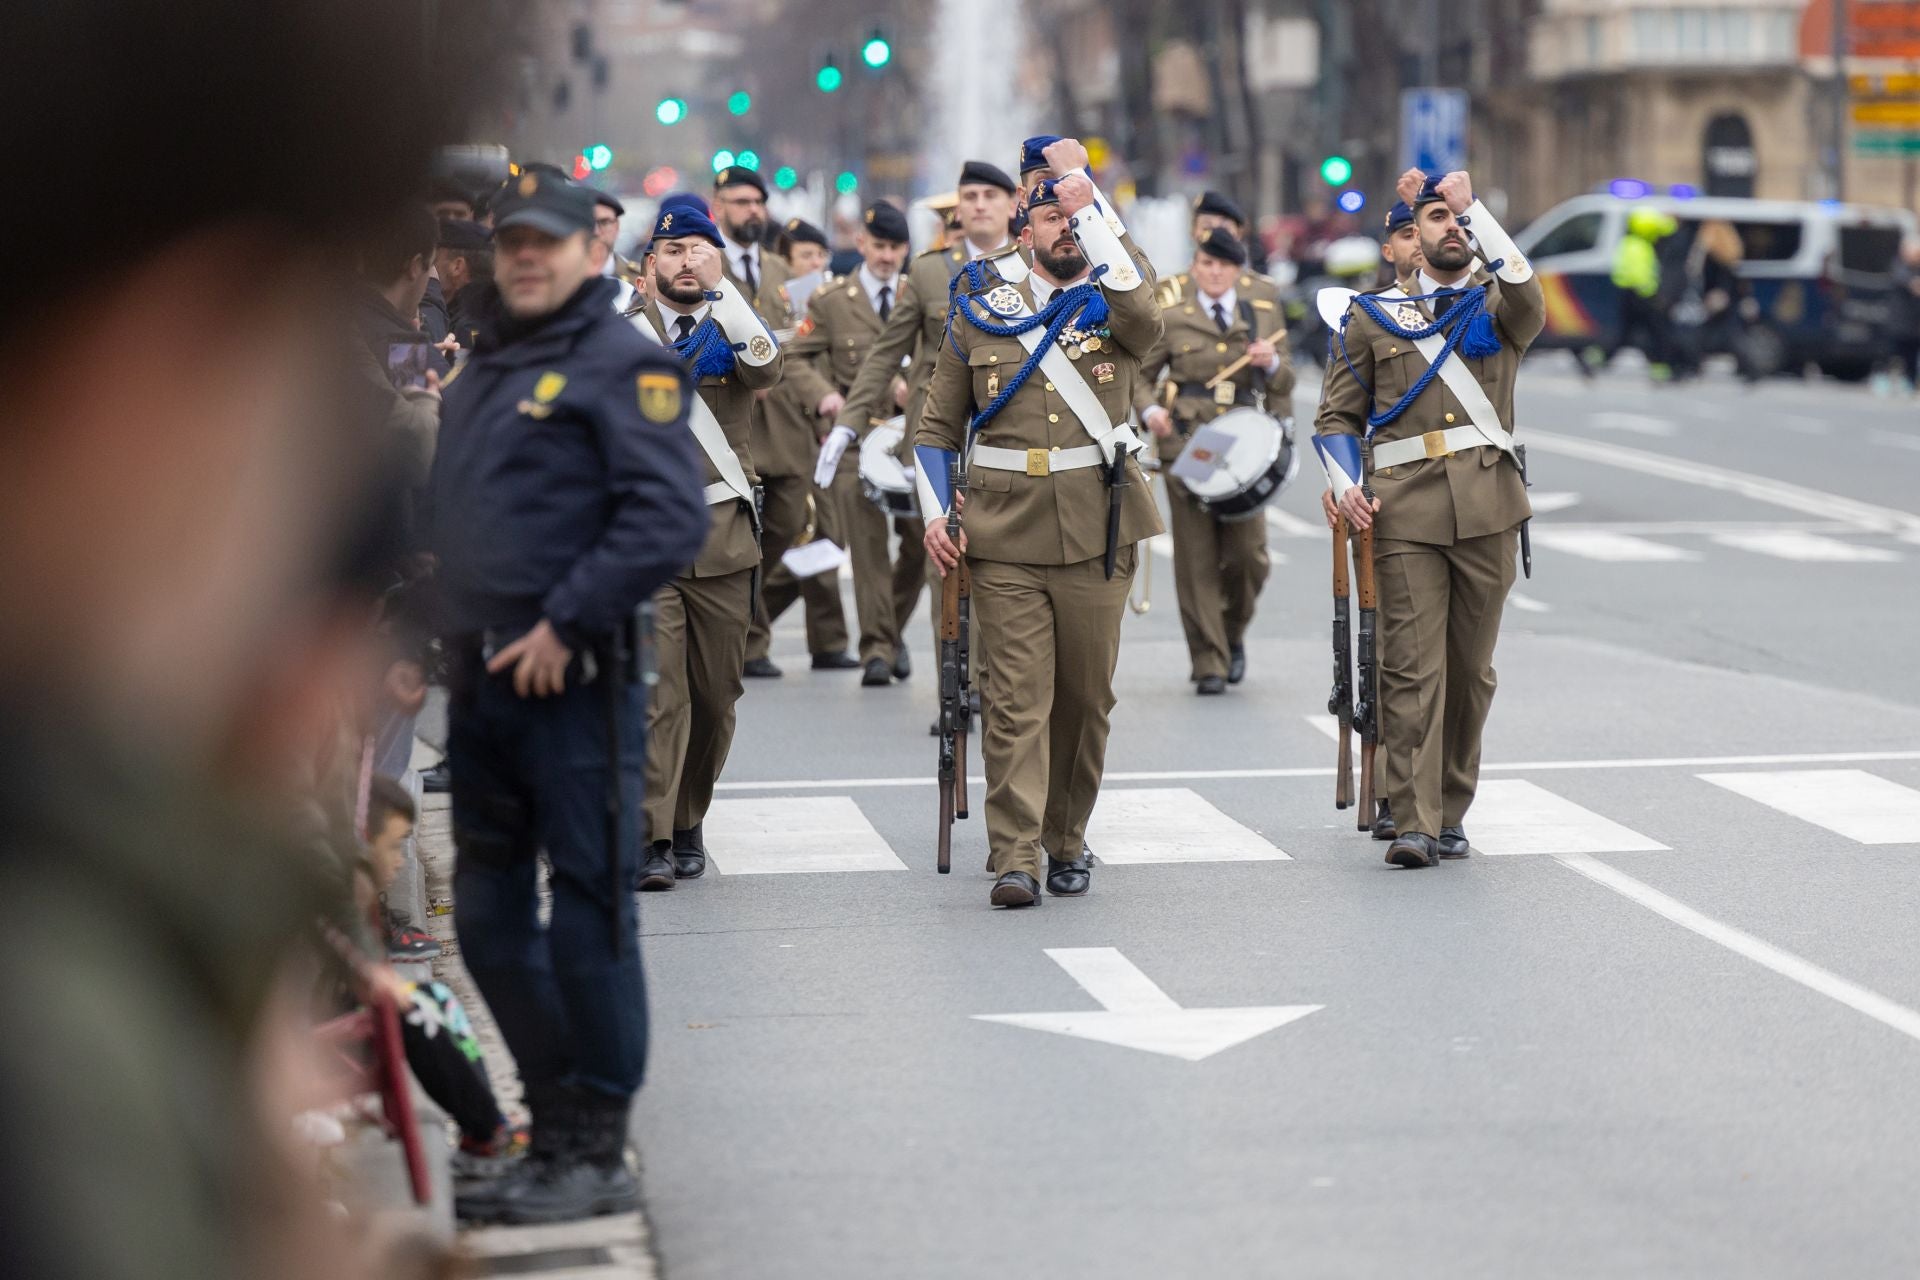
[448,664,647,1100]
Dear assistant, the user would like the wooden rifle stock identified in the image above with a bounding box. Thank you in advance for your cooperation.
[1330,517,1354,810]
[1353,517,1379,830]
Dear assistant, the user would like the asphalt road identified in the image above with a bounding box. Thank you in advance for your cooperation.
[629,360,1920,1279]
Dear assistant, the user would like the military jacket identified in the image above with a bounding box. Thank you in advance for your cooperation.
[917,244,1166,565]
[839,242,979,439]
[789,273,899,476]
[721,248,818,479]
[1136,270,1294,466]
[1314,248,1546,546]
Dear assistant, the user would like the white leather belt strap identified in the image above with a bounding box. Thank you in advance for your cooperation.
[1371,425,1502,468]
[971,444,1104,474]
[687,391,755,505]
[1369,285,1515,467]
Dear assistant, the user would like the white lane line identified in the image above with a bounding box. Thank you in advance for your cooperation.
[1086,787,1290,863]
[1697,769,1920,845]
[1525,429,1920,539]
[1302,713,1342,743]
[714,749,1920,792]
[1265,507,1326,538]
[1708,530,1901,563]
[1586,411,1676,436]
[1527,491,1582,515]
[1467,779,1668,855]
[1534,520,1856,536]
[1870,429,1920,454]
[1556,852,1920,1044]
[1508,590,1552,613]
[704,795,907,873]
[1528,528,1700,562]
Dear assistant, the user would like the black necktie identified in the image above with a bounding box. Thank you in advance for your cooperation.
[740,251,757,297]
[1433,289,1458,320]
[1212,302,1230,333]
[877,284,892,322]
[674,315,695,344]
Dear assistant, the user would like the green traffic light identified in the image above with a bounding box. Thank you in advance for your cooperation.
[834,171,858,194]
[736,150,760,171]
[773,166,798,190]
[861,35,892,68]
[586,144,613,171]
[727,91,751,116]
[711,149,736,173]
[656,97,686,126]
[816,61,842,93]
[1320,154,1353,185]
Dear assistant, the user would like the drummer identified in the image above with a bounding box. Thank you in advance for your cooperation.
[787,201,924,687]
[1137,226,1293,694]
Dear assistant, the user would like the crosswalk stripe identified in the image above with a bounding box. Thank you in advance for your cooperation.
[1089,787,1290,863]
[1696,769,1920,845]
[1264,507,1324,538]
[1708,530,1901,562]
[1528,529,1700,562]
[706,795,909,873]
[1465,779,1669,855]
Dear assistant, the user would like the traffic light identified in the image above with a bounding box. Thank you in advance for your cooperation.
[773,166,799,190]
[736,150,760,171]
[1320,154,1353,185]
[816,57,842,93]
[711,148,737,173]
[727,90,752,116]
[656,97,687,126]
[861,31,892,69]
[586,144,613,171]
[571,154,591,181]
[835,170,858,194]
[1336,189,1366,214]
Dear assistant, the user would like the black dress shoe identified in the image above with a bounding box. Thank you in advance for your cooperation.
[1227,644,1247,685]
[1437,826,1471,859]
[1386,832,1438,869]
[1046,855,1091,897]
[743,657,782,678]
[1371,799,1396,842]
[636,842,676,891]
[671,824,707,878]
[1196,674,1227,696]
[892,645,911,679]
[420,760,452,794]
[861,657,892,687]
[810,650,862,670]
[989,870,1040,907]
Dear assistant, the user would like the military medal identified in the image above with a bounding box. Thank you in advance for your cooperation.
[1396,303,1424,329]
[985,284,1023,317]
[1068,344,1084,360]
[1082,336,1102,354]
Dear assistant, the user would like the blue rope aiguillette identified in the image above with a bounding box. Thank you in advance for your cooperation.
[943,259,1111,439]
[1335,267,1505,436]
[673,312,740,380]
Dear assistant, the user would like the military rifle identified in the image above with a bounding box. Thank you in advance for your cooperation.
[935,460,971,873]
[1352,499,1379,831]
[1329,515,1354,810]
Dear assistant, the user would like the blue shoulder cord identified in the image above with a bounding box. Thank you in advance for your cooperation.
[673,310,741,380]
[940,258,1111,442]
[1331,264,1505,436]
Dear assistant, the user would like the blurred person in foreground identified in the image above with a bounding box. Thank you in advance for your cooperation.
[429,171,707,1223]
[0,2,483,1277]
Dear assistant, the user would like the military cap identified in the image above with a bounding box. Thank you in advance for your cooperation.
[1194,189,1245,227]
[713,165,767,197]
[592,189,625,216]
[490,168,595,238]
[659,191,711,218]
[1019,135,1063,176]
[783,217,828,249]
[1383,200,1415,233]
[861,201,910,245]
[1409,174,1446,207]
[959,160,1017,193]
[1025,177,1062,209]
[649,200,724,250]
[437,218,490,253]
[1194,225,1248,267]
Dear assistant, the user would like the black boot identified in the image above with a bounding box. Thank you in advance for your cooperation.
[672,824,707,879]
[1371,799,1396,842]
[637,840,675,891]
[458,1087,637,1225]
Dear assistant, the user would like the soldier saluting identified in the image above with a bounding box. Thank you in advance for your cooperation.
[1315,169,1544,869]
[918,173,1163,908]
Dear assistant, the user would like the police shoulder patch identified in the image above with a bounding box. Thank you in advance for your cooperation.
[637,371,683,423]
[533,371,567,403]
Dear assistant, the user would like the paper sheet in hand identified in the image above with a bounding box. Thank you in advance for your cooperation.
[780,539,847,579]
[784,270,825,319]
[1170,423,1238,485]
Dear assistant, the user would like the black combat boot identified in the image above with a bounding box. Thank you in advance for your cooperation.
[637,840,675,891]
[458,1087,638,1225]
[671,823,707,879]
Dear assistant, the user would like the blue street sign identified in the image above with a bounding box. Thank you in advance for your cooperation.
[1401,88,1469,175]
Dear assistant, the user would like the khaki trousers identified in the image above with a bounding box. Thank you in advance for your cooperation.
[745,473,848,661]
[969,548,1135,880]
[1165,476,1270,681]
[842,480,927,665]
[644,568,753,842]
[1374,529,1517,840]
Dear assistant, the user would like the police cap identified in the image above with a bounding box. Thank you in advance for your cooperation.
[491,170,595,239]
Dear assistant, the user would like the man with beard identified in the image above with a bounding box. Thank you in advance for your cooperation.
[436,217,493,349]
[1317,169,1544,870]
[918,176,1163,908]
[430,170,707,1223]
[631,198,783,890]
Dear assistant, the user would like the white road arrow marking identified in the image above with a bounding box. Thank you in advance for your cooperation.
[1526,490,1581,516]
[973,948,1322,1062]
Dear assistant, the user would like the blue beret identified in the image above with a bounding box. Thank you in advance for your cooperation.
[649,199,723,250]
[658,191,710,217]
[1025,177,1061,209]
[1384,201,1415,233]
[1410,175,1446,207]
[1020,134,1064,175]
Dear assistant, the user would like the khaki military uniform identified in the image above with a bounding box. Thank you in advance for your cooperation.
[790,273,927,667]
[917,227,1164,881]
[1136,269,1293,682]
[636,288,781,842]
[1314,203,1545,841]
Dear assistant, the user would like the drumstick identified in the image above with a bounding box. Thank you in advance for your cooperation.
[1203,326,1289,390]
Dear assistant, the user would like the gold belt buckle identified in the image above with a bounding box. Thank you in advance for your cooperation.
[1025,448,1050,477]
[1213,380,1237,407]
[1423,429,1449,459]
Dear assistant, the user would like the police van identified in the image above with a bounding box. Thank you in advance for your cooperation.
[1513,193,1917,380]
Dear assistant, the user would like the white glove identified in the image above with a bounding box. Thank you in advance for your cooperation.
[814,424,857,488]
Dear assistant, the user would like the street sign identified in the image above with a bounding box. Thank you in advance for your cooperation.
[1851,100,1920,126]
[1401,87,1469,175]
[1854,132,1920,154]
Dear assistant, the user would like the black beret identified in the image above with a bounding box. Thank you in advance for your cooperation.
[861,201,910,245]
[783,217,828,250]
[592,189,625,216]
[713,166,768,197]
[1194,225,1248,267]
[958,160,1017,194]
[1194,190,1245,226]
[437,218,490,253]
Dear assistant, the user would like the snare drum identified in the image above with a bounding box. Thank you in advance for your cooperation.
[858,417,918,519]
[1173,407,1297,521]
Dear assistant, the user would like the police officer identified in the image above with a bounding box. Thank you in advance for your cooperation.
[1317,169,1543,869]
[631,197,783,888]
[789,201,920,686]
[1137,226,1291,693]
[430,170,707,1222]
[919,175,1163,907]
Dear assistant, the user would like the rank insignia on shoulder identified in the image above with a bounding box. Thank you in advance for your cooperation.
[1251,298,1275,310]
[985,284,1024,317]
[533,371,567,403]
[748,334,774,360]
[637,371,683,423]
